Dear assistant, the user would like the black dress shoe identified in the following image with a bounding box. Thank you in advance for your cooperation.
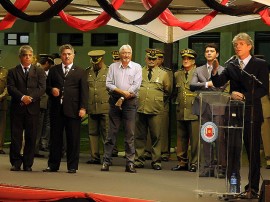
[125,164,136,173]
[189,165,197,172]
[67,169,76,173]
[101,163,109,171]
[10,166,21,171]
[151,162,162,170]
[43,167,58,172]
[0,150,6,154]
[86,159,100,164]
[171,165,188,171]
[23,167,32,172]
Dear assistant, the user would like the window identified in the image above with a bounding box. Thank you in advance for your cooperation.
[255,32,270,67]
[91,33,118,46]
[4,33,29,45]
[189,33,220,66]
[57,33,83,46]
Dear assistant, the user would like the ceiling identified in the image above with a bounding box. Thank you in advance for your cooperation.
[0,0,257,16]
[0,1,267,43]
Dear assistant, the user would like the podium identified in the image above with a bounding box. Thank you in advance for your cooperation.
[193,92,245,198]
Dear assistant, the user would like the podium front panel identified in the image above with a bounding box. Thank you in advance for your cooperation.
[194,92,245,196]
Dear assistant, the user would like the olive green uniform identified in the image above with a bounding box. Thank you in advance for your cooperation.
[87,63,109,161]
[135,66,172,166]
[174,67,199,167]
[0,66,8,152]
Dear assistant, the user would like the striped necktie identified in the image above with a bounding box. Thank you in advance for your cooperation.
[64,66,69,77]
[239,60,245,69]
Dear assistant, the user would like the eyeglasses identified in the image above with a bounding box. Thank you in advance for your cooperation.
[148,57,157,61]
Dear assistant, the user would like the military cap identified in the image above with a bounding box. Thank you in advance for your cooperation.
[111,50,120,60]
[88,50,105,64]
[39,54,54,64]
[156,49,164,58]
[180,48,197,59]
[145,49,158,59]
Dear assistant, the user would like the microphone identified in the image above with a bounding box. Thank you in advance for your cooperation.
[224,55,237,65]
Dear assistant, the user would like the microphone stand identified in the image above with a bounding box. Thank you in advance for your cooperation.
[237,65,262,199]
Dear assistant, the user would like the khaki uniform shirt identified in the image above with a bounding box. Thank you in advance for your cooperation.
[174,67,198,121]
[0,67,8,110]
[137,66,172,114]
[87,64,109,114]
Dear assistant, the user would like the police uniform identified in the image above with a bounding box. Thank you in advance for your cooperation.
[171,49,199,172]
[0,65,8,154]
[134,49,172,170]
[86,50,110,164]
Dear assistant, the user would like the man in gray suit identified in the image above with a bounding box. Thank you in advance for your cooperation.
[190,43,229,178]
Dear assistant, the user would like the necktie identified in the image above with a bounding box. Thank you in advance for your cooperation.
[240,60,244,69]
[185,71,188,80]
[64,66,69,77]
[148,69,152,80]
[24,67,28,77]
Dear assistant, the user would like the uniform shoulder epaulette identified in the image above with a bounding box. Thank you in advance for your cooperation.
[159,66,172,72]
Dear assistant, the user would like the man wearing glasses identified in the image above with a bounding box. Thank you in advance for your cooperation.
[134,49,172,170]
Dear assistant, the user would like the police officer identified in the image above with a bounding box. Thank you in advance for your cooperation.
[86,50,110,164]
[0,49,8,154]
[171,48,199,172]
[134,49,172,170]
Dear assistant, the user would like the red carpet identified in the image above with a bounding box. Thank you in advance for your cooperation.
[0,184,154,202]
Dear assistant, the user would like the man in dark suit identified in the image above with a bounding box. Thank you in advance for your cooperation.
[43,44,88,174]
[7,45,46,171]
[211,33,269,198]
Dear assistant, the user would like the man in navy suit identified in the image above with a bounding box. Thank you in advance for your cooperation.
[43,44,88,174]
[211,33,269,198]
[7,45,46,172]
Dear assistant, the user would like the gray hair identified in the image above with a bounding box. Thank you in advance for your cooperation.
[19,45,33,56]
[232,33,254,48]
[119,44,132,54]
[59,44,75,54]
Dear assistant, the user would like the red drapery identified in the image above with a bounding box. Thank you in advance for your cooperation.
[1,0,270,32]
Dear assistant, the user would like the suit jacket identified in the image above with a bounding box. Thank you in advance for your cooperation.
[7,65,46,115]
[0,67,8,111]
[137,66,172,115]
[211,56,269,122]
[190,64,228,92]
[86,64,109,114]
[46,64,88,119]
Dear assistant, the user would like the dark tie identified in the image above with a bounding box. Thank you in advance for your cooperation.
[148,69,152,80]
[185,71,188,80]
[64,66,69,77]
[24,67,28,77]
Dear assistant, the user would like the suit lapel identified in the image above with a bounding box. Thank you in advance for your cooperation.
[16,65,26,80]
[202,65,210,80]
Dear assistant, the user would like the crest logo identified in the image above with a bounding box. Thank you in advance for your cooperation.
[201,122,218,143]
